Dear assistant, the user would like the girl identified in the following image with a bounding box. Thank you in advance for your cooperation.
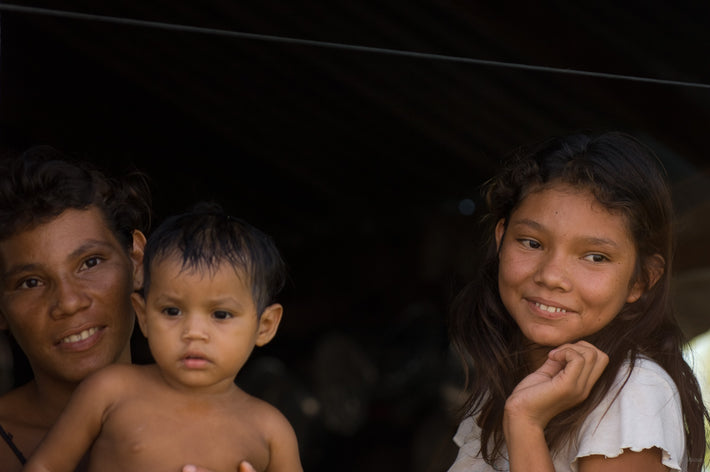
[448,132,707,472]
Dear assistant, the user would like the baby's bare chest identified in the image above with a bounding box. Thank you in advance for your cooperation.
[88,398,270,472]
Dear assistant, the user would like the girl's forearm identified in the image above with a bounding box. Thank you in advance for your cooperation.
[503,413,556,472]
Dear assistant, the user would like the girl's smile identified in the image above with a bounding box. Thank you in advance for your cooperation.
[495,184,644,360]
[528,299,572,320]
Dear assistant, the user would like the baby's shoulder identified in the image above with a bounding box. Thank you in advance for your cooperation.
[238,392,297,438]
[240,392,287,420]
[234,392,302,470]
[78,363,156,395]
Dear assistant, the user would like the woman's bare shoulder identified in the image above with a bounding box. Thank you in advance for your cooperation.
[0,384,49,471]
[0,382,40,424]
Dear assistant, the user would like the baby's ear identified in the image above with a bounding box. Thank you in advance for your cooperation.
[130,230,147,291]
[131,291,149,338]
[255,303,283,347]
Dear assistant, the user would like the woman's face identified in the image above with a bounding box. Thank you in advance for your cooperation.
[495,185,643,355]
[0,206,144,385]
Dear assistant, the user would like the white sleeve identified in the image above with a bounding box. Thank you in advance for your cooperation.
[572,358,686,471]
[448,415,505,472]
[448,416,483,472]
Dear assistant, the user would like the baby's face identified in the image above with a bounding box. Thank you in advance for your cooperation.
[134,257,263,392]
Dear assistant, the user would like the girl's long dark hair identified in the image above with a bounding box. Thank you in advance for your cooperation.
[449,132,707,470]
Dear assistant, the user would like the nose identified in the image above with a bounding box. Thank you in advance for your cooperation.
[533,250,572,292]
[49,276,91,319]
[182,314,209,341]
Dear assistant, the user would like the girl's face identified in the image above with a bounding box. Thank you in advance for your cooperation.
[496,184,644,357]
[0,207,144,386]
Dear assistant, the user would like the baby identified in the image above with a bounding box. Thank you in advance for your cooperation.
[23,202,303,472]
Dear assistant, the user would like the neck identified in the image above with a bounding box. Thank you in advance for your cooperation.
[526,344,552,371]
[21,375,81,428]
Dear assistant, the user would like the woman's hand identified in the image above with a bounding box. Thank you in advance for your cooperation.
[182,461,257,472]
[505,340,609,429]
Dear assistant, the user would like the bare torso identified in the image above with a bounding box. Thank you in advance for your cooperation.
[85,365,275,472]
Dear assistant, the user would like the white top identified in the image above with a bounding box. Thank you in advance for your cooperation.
[448,357,686,472]
[685,329,710,472]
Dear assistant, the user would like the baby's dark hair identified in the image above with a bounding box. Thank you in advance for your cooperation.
[0,145,151,248]
[142,202,286,316]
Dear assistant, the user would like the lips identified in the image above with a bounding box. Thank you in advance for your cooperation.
[59,326,100,344]
[181,352,210,368]
[534,302,567,314]
[54,325,106,352]
[527,298,574,319]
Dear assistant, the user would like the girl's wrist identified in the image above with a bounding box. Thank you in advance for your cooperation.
[503,396,547,430]
[503,408,545,439]
[503,413,554,472]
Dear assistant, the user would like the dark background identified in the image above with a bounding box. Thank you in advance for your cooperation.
[2,2,710,471]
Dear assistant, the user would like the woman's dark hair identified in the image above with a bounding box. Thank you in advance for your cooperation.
[0,145,151,248]
[449,131,707,469]
[142,202,286,316]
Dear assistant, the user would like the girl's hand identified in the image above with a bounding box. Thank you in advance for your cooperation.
[238,462,257,472]
[182,462,257,472]
[505,340,608,429]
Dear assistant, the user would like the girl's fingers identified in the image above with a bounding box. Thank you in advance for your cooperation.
[238,462,257,472]
[548,342,609,397]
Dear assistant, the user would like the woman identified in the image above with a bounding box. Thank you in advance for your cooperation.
[0,146,250,472]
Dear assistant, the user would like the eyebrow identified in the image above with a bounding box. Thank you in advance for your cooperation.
[68,240,118,260]
[3,239,118,279]
[3,263,41,280]
[510,218,621,249]
[210,297,247,311]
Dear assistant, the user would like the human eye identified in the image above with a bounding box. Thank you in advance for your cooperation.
[162,307,181,317]
[17,277,44,289]
[583,253,609,263]
[80,256,104,271]
[213,310,233,320]
[519,238,542,250]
